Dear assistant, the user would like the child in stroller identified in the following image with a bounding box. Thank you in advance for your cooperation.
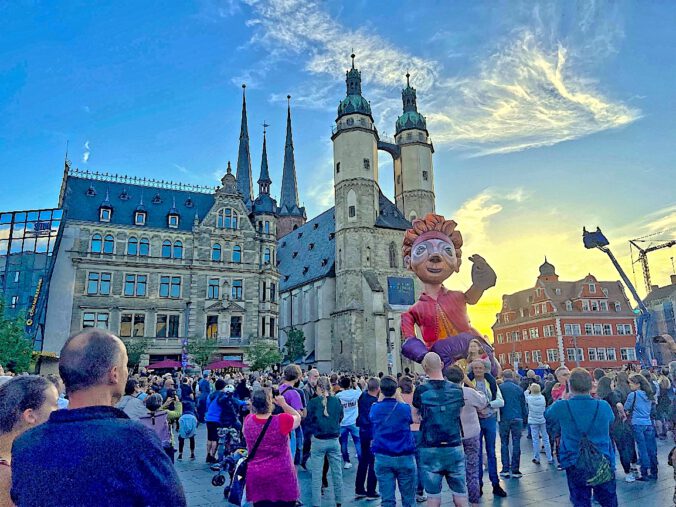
[211,426,247,495]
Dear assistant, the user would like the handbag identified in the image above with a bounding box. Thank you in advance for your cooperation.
[227,416,273,506]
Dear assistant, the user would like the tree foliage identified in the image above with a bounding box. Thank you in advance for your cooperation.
[188,338,219,370]
[284,328,306,362]
[0,300,33,373]
[247,339,282,372]
[121,337,151,372]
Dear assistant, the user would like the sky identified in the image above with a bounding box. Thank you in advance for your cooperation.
[1,0,675,336]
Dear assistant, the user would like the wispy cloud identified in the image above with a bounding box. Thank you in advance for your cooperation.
[236,0,640,157]
[173,163,189,174]
[82,140,90,163]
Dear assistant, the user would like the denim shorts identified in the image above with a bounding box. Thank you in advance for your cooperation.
[419,445,467,497]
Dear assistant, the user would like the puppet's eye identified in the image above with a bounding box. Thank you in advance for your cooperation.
[415,245,427,255]
[444,246,454,255]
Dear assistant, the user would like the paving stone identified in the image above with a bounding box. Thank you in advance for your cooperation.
[175,424,675,506]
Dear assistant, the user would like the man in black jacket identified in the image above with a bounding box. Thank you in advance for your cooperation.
[11,329,186,507]
[355,377,380,500]
[499,369,528,479]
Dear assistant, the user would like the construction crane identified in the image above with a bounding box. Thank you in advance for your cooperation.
[629,237,676,294]
[583,227,654,366]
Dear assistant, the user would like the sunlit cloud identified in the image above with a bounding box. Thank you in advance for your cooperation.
[235,0,640,157]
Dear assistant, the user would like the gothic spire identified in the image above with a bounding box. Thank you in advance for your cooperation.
[279,95,301,215]
[236,84,254,208]
[258,123,271,195]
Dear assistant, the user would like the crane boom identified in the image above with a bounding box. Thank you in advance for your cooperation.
[630,239,676,294]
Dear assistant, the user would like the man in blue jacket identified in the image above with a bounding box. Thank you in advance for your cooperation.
[370,375,417,507]
[546,368,617,507]
[498,369,528,478]
[11,329,186,507]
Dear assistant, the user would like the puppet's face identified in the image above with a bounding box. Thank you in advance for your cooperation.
[407,238,459,284]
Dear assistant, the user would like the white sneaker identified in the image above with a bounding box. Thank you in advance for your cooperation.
[344,462,353,469]
[625,472,636,483]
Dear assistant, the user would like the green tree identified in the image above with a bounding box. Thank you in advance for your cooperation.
[246,339,282,372]
[0,300,33,373]
[188,338,219,370]
[121,337,151,373]
[284,328,306,362]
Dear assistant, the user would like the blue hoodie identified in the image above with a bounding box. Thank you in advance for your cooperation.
[624,390,653,426]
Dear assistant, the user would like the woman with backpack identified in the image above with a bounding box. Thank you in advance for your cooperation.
[597,376,637,482]
[305,376,345,507]
[138,393,175,462]
[624,374,658,481]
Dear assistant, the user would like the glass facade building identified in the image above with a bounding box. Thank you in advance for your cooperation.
[0,208,63,351]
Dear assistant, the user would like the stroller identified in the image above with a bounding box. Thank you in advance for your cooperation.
[211,427,247,496]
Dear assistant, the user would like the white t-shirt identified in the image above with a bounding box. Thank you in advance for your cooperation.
[336,388,361,427]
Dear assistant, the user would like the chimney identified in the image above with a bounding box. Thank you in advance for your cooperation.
[651,285,659,292]
[671,274,676,286]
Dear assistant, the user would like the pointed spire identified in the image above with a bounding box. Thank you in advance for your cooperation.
[235,83,254,207]
[100,188,112,208]
[280,95,301,215]
[258,122,271,195]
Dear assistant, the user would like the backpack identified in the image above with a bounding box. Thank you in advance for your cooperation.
[419,381,465,447]
[564,401,612,486]
[218,393,241,429]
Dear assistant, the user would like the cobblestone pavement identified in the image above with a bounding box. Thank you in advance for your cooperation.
[176,425,675,506]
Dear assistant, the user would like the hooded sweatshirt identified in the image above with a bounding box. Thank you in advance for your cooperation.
[525,393,547,425]
[115,394,148,420]
[336,388,362,427]
[624,390,653,426]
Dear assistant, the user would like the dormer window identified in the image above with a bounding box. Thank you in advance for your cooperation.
[614,302,621,312]
[99,208,111,222]
[152,193,162,204]
[303,266,309,275]
[565,300,573,311]
[309,243,315,250]
[589,283,596,293]
[135,211,146,226]
[184,198,193,208]
[86,184,97,197]
[168,214,179,228]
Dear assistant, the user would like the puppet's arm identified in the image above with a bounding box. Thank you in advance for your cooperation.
[464,254,496,305]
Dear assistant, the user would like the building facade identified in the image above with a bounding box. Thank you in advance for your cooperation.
[277,57,434,374]
[44,87,285,366]
[492,260,638,370]
[0,208,63,353]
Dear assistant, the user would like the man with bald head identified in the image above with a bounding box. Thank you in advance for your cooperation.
[11,329,186,507]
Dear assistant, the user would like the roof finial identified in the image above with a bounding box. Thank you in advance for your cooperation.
[350,51,355,69]
[227,161,232,174]
[406,72,410,87]
[262,121,269,136]
[287,94,291,109]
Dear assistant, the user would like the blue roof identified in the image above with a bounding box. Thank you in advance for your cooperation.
[61,176,217,231]
[277,208,336,292]
[375,191,411,230]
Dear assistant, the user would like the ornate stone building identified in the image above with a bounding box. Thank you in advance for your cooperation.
[43,87,285,365]
[277,56,436,373]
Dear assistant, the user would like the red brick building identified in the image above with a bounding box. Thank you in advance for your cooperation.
[492,259,638,371]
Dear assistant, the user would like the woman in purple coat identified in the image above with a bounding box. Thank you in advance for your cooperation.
[243,388,301,506]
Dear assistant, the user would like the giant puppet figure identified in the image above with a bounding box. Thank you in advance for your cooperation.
[401,213,499,375]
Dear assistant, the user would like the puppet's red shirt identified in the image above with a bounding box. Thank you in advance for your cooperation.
[401,287,481,348]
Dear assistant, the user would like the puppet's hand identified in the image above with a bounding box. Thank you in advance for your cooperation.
[469,254,496,291]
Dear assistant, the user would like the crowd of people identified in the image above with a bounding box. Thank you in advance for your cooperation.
[0,329,675,507]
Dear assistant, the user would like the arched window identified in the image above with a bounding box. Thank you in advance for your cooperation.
[173,240,183,259]
[409,211,417,221]
[212,243,222,262]
[347,189,357,220]
[232,245,242,263]
[127,237,138,256]
[264,248,271,264]
[161,240,172,258]
[90,234,102,253]
[217,208,238,230]
[389,242,398,268]
[103,234,114,254]
[139,238,150,256]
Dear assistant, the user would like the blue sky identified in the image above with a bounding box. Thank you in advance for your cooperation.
[1,1,675,332]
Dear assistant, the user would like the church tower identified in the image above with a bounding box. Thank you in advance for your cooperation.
[332,54,381,370]
[394,73,435,220]
[277,96,306,239]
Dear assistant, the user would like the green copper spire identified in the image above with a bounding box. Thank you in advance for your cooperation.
[337,53,372,120]
[396,72,427,135]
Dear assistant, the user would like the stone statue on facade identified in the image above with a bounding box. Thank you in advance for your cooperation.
[401,213,499,374]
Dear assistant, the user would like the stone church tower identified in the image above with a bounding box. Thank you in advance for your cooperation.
[393,73,435,220]
[332,55,384,370]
